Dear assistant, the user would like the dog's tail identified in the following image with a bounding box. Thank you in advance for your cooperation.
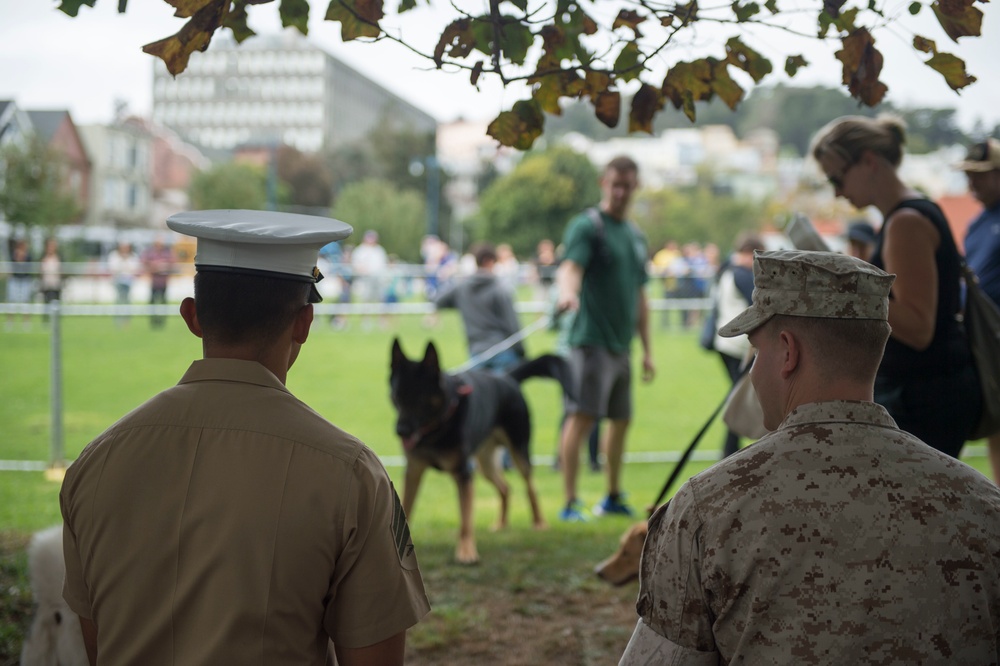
[507,354,577,401]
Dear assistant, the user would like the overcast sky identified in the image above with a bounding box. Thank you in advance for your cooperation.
[1,0,998,134]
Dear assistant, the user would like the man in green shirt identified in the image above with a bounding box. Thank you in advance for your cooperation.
[555,156,655,521]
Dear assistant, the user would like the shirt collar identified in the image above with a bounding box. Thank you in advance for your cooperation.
[178,358,290,393]
[777,400,897,431]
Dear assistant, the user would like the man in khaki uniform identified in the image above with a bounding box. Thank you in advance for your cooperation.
[620,250,1000,664]
[61,210,430,666]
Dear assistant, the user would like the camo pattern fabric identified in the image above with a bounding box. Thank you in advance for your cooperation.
[719,250,895,338]
[620,400,1000,665]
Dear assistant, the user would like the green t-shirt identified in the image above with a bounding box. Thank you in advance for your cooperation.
[561,209,649,354]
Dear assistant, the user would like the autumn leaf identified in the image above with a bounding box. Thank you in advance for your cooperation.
[931,0,982,42]
[629,83,664,134]
[784,54,808,76]
[470,60,484,86]
[823,0,846,17]
[725,37,772,82]
[280,0,310,34]
[57,0,97,17]
[711,60,745,109]
[671,0,699,26]
[593,90,621,128]
[324,0,383,41]
[470,18,533,66]
[835,28,888,106]
[662,59,713,120]
[613,9,645,37]
[487,99,545,149]
[142,0,226,76]
[926,51,977,89]
[913,35,937,53]
[433,19,475,67]
[164,0,219,19]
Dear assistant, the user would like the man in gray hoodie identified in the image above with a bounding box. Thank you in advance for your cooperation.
[435,242,524,372]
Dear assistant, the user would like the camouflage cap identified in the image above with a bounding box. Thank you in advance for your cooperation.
[718,250,895,337]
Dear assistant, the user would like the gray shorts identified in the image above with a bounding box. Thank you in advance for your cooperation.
[565,346,632,420]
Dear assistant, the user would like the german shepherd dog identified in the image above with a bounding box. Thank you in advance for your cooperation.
[390,338,573,564]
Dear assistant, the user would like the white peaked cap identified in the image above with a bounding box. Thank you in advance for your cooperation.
[166,210,353,301]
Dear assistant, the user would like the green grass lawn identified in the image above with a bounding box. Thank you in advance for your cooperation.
[0,310,992,664]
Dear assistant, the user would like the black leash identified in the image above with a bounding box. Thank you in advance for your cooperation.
[648,364,752,517]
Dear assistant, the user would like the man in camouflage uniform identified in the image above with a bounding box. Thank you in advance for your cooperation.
[620,250,1000,665]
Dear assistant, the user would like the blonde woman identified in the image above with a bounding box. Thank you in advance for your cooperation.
[810,115,980,457]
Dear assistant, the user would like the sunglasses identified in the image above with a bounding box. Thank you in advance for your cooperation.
[827,161,857,190]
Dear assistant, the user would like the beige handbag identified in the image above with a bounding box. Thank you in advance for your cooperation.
[723,364,768,440]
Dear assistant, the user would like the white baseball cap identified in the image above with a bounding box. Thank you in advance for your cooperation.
[166,209,353,302]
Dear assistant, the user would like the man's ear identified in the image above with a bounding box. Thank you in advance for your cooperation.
[779,329,800,378]
[180,298,202,338]
[291,303,313,345]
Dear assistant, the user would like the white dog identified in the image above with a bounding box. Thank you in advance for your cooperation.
[20,524,88,666]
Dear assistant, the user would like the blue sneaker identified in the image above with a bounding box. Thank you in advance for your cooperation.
[559,500,589,522]
[593,493,634,517]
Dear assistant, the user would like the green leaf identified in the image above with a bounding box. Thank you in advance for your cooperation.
[908,1,922,15]
[500,21,534,65]
[505,0,528,11]
[732,1,760,22]
[280,0,310,35]
[764,0,778,13]
[223,1,256,42]
[487,99,545,149]
[57,0,97,16]
[614,42,642,82]
[398,0,416,11]
[784,54,808,76]
[324,0,383,40]
[926,51,977,90]
[725,37,772,82]
[833,7,859,31]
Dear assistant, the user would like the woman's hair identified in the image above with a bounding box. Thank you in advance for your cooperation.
[194,271,311,347]
[810,114,907,167]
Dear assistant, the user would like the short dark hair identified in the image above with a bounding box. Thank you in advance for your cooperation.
[771,315,890,382]
[471,242,497,267]
[193,272,311,347]
[604,155,639,176]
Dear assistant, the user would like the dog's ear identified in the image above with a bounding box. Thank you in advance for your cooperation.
[422,341,441,373]
[391,338,406,370]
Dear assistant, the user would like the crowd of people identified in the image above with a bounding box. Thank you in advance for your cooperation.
[7,125,1000,663]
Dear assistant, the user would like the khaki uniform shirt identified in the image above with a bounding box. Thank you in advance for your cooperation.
[621,401,1000,665]
[61,359,430,665]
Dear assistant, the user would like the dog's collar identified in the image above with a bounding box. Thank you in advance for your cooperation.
[403,382,472,450]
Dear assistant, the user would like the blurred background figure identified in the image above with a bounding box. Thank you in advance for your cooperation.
[845,220,878,261]
[494,243,520,294]
[39,238,62,324]
[651,240,682,330]
[711,233,766,458]
[811,114,980,458]
[107,241,141,328]
[351,230,389,330]
[141,236,175,330]
[957,137,1000,483]
[531,238,559,302]
[5,238,34,332]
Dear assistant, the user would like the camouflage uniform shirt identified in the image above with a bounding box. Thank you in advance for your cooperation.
[621,400,1000,665]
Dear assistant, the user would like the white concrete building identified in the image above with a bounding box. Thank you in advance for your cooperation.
[152,31,437,153]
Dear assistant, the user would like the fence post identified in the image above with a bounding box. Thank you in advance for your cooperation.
[45,299,66,481]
